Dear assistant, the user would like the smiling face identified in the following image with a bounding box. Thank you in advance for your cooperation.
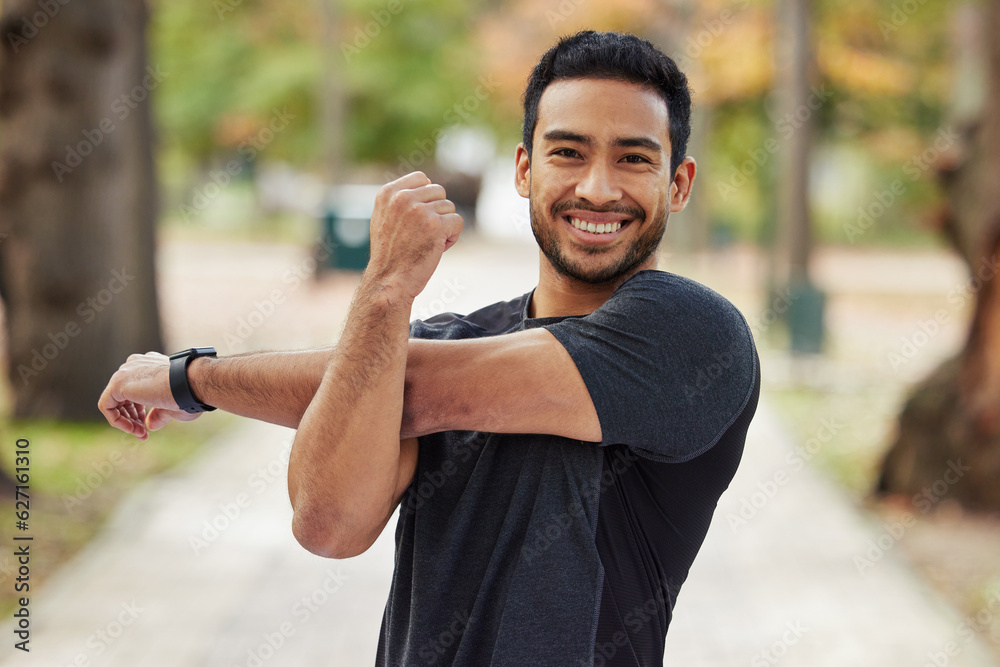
[515,77,694,286]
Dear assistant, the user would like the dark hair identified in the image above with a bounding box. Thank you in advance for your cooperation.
[521,30,691,175]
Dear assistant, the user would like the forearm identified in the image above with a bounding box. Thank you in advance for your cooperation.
[186,348,335,429]
[288,276,412,557]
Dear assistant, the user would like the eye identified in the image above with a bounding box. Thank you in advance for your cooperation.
[621,154,651,164]
[551,148,582,159]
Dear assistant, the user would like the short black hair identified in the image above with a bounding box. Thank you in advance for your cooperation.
[521,30,692,175]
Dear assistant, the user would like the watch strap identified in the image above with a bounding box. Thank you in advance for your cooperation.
[168,347,218,414]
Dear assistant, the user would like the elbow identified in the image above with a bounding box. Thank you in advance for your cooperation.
[290,504,375,559]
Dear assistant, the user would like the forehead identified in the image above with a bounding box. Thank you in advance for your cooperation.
[535,78,670,145]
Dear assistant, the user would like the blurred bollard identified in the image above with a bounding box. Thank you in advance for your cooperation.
[787,279,825,354]
[320,185,380,272]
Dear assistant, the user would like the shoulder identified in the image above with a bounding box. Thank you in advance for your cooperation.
[409,292,529,340]
[596,270,755,363]
[610,270,749,328]
[553,269,759,460]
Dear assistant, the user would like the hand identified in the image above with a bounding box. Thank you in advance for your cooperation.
[366,171,464,301]
[97,352,202,440]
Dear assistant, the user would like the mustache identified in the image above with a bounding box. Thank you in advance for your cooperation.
[550,200,646,222]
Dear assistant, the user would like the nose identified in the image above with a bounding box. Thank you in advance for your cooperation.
[575,160,622,207]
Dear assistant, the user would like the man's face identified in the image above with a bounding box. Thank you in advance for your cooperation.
[515,78,693,285]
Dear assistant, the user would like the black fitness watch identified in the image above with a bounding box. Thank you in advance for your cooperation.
[168,347,218,414]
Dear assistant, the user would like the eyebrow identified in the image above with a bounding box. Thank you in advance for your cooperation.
[614,136,663,153]
[541,130,663,154]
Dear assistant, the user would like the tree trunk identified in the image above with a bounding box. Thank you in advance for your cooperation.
[0,0,162,420]
[877,0,1000,510]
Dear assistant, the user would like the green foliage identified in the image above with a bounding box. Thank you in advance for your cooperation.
[151,0,322,164]
[151,0,485,172]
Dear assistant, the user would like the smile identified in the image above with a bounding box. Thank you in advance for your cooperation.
[568,217,622,234]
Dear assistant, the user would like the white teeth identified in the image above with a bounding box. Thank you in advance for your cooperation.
[569,217,623,234]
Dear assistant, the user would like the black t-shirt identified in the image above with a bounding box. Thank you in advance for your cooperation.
[375,269,760,667]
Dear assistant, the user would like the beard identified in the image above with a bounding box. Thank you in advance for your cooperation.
[529,197,668,285]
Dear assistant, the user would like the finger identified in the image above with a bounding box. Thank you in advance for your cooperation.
[124,402,142,424]
[98,387,134,433]
[442,211,464,238]
[146,407,175,432]
[408,183,448,204]
[390,171,432,191]
[441,212,464,250]
[113,404,148,440]
[148,407,201,431]
[428,198,456,215]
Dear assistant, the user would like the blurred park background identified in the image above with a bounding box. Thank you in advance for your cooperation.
[1,0,1000,664]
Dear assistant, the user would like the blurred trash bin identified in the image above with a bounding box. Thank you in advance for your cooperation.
[787,279,825,354]
[320,185,381,272]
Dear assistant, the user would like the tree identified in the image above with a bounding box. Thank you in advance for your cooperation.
[877,0,1000,510]
[0,0,162,420]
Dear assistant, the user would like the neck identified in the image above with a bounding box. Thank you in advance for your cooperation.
[529,252,659,318]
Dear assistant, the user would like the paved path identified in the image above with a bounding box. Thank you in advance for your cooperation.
[1,238,997,666]
[3,403,997,666]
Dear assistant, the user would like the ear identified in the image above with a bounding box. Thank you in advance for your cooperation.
[669,157,697,213]
[515,143,531,199]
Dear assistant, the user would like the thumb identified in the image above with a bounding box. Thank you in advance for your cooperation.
[146,407,201,432]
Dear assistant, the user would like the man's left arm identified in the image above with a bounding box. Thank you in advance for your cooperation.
[404,275,758,463]
[401,331,602,442]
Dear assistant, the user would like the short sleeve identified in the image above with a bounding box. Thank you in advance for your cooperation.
[541,270,759,462]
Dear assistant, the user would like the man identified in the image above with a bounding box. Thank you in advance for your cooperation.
[100,31,759,667]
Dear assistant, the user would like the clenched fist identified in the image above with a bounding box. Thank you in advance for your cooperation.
[366,172,464,301]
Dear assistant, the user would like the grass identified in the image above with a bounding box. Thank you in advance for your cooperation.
[0,413,234,617]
